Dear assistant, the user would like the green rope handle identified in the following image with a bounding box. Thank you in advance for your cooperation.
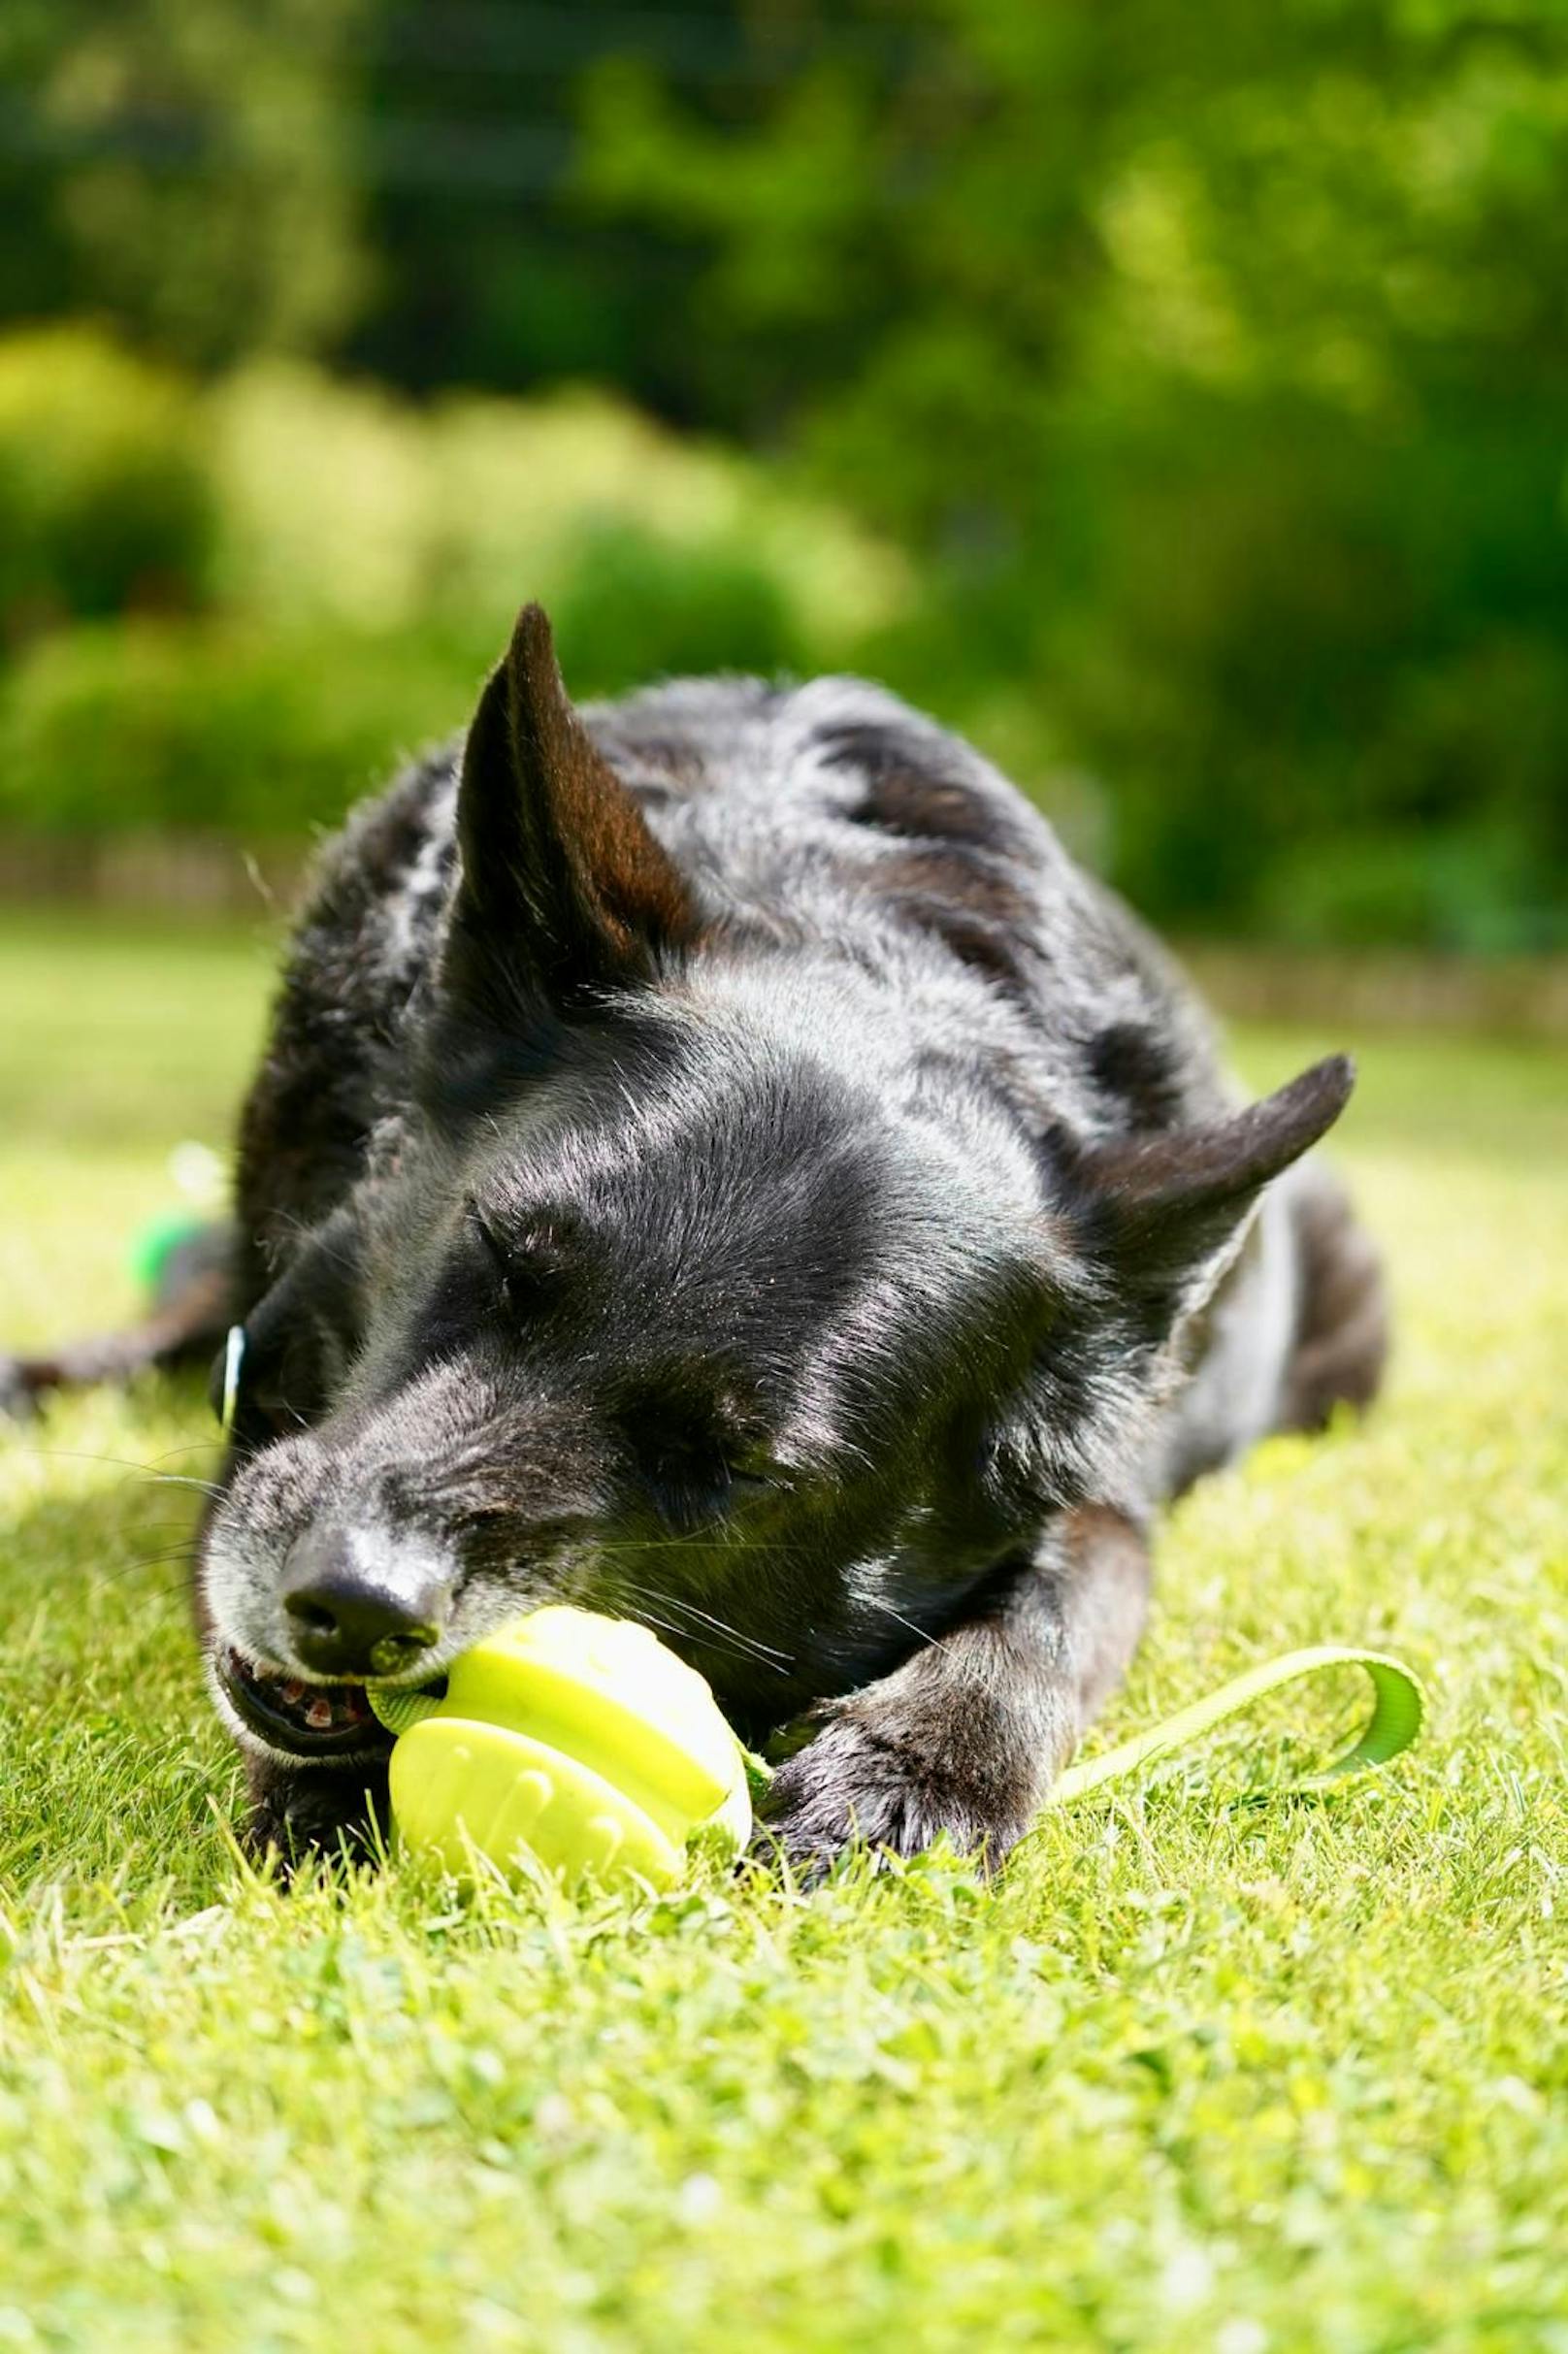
[369,1682,446,1735]
[1047,1644,1424,1810]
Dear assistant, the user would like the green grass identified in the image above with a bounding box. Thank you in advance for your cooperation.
[1,914,1564,2353]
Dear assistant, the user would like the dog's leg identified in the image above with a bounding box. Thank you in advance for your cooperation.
[240,1750,392,1876]
[0,1226,233,1418]
[761,1503,1152,1872]
[1278,1163,1389,1432]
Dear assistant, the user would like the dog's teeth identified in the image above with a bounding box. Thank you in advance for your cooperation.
[306,1697,334,1729]
[282,1681,306,1704]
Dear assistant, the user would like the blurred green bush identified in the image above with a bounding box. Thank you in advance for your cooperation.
[570,0,1568,955]
[0,619,476,840]
[0,332,908,846]
[5,3,1565,953]
[0,307,1561,952]
[0,330,215,631]
[202,365,902,665]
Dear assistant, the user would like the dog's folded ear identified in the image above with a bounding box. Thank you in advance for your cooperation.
[219,1204,365,1450]
[441,603,698,1019]
[1076,1056,1355,1318]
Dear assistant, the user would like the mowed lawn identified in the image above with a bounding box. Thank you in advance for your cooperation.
[1,912,1563,2353]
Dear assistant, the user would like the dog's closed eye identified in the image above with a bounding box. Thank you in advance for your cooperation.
[467,1197,582,1318]
[625,1389,785,1533]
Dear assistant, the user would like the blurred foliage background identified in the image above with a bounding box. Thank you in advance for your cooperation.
[0,0,1563,950]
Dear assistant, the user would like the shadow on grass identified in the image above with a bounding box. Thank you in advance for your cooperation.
[0,1378,244,1908]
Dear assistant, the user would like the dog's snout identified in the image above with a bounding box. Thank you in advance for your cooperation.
[280,1526,450,1679]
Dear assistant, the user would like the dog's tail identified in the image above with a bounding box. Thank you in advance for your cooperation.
[1,1219,236,1418]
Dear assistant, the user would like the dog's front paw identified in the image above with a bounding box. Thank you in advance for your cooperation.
[758,1692,1038,1876]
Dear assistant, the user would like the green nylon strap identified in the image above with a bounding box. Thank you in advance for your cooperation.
[1046,1644,1424,1810]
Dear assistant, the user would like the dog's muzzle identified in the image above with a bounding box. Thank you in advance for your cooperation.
[216,1647,388,1761]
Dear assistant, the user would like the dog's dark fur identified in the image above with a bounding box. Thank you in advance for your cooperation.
[4,606,1388,1870]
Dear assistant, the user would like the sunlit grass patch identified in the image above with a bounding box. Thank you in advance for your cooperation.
[1,926,1563,2351]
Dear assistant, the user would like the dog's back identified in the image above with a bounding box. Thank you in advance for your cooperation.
[241,672,1227,1282]
[240,664,1380,1499]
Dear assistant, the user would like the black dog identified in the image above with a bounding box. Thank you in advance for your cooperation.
[5,606,1387,1869]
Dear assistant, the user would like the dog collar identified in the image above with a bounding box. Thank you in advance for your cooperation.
[219,1324,245,1438]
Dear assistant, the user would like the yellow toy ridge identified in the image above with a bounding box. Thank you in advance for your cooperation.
[368,1605,753,1888]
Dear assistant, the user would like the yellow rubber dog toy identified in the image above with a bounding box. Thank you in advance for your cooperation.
[367,1606,752,1888]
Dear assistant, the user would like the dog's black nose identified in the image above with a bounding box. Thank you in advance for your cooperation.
[280,1527,450,1679]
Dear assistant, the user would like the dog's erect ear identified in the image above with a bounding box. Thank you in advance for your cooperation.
[1077,1056,1355,1317]
[441,603,697,1016]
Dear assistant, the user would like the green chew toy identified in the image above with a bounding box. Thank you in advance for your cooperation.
[366,1605,1424,1894]
[128,1208,211,1299]
[368,1606,753,1887]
